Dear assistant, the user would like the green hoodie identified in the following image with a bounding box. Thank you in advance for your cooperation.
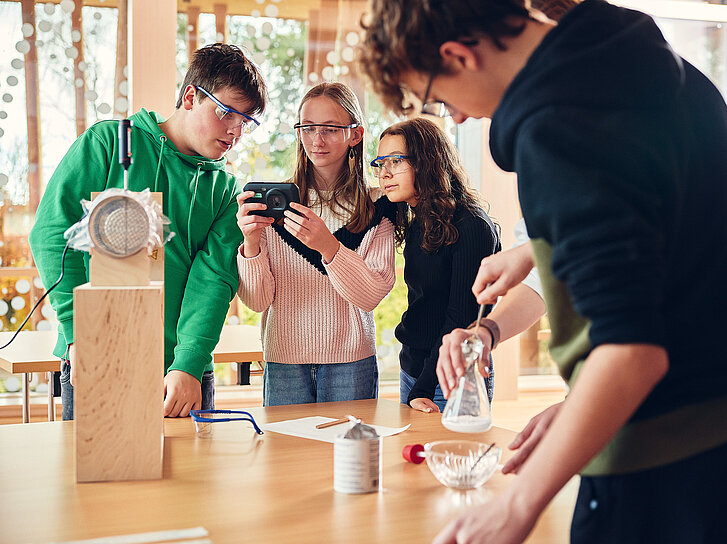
[28,109,243,381]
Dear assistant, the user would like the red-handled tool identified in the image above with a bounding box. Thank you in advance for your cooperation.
[402,443,426,464]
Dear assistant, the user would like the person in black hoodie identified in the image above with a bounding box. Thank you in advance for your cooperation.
[359,1,727,543]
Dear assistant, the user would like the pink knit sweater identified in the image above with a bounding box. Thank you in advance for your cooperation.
[237,188,395,364]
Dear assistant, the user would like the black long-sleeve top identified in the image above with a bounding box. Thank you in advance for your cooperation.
[395,205,500,405]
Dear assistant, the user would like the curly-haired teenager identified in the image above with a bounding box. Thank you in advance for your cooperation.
[359,1,727,543]
[373,118,500,413]
[236,82,396,406]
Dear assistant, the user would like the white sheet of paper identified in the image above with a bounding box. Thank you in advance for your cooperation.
[261,416,411,443]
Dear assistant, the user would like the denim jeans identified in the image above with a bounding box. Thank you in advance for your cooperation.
[399,369,447,411]
[263,355,379,406]
[60,359,215,420]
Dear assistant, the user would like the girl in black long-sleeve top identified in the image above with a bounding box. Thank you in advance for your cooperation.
[371,118,500,412]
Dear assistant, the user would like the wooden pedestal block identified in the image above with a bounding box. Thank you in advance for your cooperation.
[74,282,164,482]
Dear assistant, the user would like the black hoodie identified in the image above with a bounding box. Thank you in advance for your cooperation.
[491,0,727,475]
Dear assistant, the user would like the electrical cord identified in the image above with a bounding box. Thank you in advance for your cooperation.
[0,243,71,350]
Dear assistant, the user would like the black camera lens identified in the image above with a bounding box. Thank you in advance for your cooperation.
[268,192,285,209]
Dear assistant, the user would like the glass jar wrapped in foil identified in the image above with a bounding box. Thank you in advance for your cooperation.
[441,330,492,433]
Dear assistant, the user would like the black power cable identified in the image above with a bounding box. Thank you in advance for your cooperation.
[0,243,71,350]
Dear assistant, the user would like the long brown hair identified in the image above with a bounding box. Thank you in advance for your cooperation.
[289,82,373,233]
[380,118,483,252]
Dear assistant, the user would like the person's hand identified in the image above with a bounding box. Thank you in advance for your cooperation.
[163,370,202,418]
[68,343,76,386]
[236,191,275,257]
[502,401,563,474]
[409,397,440,413]
[433,485,539,544]
[473,242,535,305]
[437,327,493,398]
[284,203,341,263]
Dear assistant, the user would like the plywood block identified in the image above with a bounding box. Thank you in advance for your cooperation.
[74,282,164,482]
[89,249,150,286]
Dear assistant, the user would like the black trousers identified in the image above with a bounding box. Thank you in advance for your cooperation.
[571,440,727,544]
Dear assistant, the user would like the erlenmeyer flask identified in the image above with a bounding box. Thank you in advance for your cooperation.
[441,334,492,433]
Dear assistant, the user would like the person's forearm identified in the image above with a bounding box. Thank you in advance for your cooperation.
[507,343,668,513]
[484,283,545,343]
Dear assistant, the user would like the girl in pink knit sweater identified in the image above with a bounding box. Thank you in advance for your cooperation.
[236,82,396,406]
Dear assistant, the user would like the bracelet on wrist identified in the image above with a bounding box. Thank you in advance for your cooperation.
[467,317,501,351]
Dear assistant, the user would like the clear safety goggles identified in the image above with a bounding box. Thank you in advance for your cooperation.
[195,86,260,134]
[370,154,411,177]
[294,123,358,144]
[190,409,264,435]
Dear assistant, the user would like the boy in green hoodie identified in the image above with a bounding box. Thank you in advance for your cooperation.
[29,43,267,420]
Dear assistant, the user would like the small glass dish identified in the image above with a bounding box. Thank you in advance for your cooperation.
[190,409,264,436]
[424,440,501,490]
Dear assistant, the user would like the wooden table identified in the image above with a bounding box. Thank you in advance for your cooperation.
[0,399,577,543]
[0,325,263,423]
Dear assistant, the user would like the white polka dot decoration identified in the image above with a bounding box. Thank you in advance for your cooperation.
[11,296,26,311]
[41,303,56,319]
[36,320,52,331]
[15,40,31,55]
[0,300,8,316]
[15,279,30,294]
[345,32,360,46]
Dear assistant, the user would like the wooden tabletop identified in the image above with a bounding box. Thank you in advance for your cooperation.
[0,325,263,374]
[0,399,576,543]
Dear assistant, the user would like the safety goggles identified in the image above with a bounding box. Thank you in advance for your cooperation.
[293,123,358,144]
[370,154,410,177]
[190,409,264,435]
[195,86,260,134]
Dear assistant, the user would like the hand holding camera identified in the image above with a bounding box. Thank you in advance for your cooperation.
[283,203,341,264]
[236,191,275,258]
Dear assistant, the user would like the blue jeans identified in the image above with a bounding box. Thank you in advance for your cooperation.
[400,369,447,411]
[263,355,379,406]
[60,359,215,420]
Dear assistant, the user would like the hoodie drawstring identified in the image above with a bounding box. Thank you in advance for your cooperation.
[153,135,167,193]
[186,163,202,257]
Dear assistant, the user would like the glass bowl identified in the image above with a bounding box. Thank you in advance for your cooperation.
[424,440,501,490]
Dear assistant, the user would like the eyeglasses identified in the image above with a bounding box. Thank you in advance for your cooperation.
[190,409,264,435]
[420,73,452,118]
[370,154,410,177]
[195,86,260,134]
[293,123,358,144]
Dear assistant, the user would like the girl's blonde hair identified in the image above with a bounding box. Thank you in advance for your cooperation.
[289,82,373,233]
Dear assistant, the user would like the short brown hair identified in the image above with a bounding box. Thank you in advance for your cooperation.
[358,0,532,115]
[176,43,267,116]
[380,118,486,252]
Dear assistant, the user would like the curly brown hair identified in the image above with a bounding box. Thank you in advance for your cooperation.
[379,118,486,253]
[358,0,534,115]
[288,82,374,234]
